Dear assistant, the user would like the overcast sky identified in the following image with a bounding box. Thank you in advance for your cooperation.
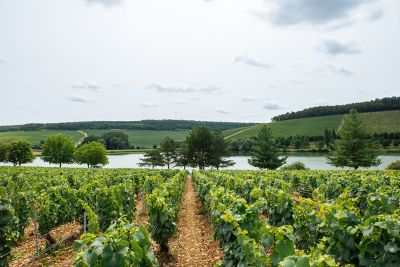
[0,0,399,125]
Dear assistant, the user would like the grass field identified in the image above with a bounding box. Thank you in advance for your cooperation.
[225,110,400,141]
[84,129,190,148]
[0,130,84,146]
[1,110,399,148]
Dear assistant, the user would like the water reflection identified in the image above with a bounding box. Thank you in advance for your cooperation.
[1,153,399,170]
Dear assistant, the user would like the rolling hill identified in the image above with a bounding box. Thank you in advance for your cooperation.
[224,110,400,141]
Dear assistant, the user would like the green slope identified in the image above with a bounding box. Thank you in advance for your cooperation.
[225,110,400,140]
[84,129,190,148]
[0,130,84,146]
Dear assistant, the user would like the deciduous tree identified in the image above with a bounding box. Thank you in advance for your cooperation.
[74,142,109,168]
[0,140,10,163]
[41,134,75,167]
[8,140,35,166]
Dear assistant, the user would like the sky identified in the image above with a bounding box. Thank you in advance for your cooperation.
[0,0,399,125]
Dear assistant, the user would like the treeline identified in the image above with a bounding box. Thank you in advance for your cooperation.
[0,120,256,132]
[230,130,400,153]
[272,96,400,121]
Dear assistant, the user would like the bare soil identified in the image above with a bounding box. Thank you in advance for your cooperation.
[164,176,223,267]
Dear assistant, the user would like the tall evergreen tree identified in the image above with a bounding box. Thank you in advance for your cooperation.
[209,131,234,170]
[248,126,286,169]
[327,109,381,169]
[185,126,213,169]
[175,141,190,169]
[159,136,176,169]
[324,128,331,149]
[138,149,164,169]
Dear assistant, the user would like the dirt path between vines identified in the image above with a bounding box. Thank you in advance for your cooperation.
[165,175,223,267]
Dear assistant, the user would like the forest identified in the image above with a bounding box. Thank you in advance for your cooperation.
[272,97,400,121]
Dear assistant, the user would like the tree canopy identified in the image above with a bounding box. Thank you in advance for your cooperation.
[327,109,381,169]
[41,134,75,167]
[0,140,10,163]
[248,126,286,169]
[81,132,129,150]
[138,150,164,169]
[0,120,255,132]
[179,126,233,169]
[74,142,109,168]
[159,137,176,169]
[272,97,400,121]
[209,131,234,170]
[8,140,35,166]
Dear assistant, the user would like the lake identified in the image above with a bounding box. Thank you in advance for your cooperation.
[1,153,399,170]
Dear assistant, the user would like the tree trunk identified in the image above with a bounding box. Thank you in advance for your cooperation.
[59,163,62,168]
[160,243,169,254]
[45,233,57,245]
[167,162,170,169]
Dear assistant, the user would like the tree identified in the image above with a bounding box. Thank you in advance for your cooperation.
[281,161,308,170]
[74,142,109,168]
[175,141,190,169]
[209,131,234,170]
[138,150,164,169]
[327,109,381,169]
[248,126,286,169]
[386,160,400,170]
[317,140,325,151]
[101,132,130,150]
[185,126,213,169]
[0,140,10,163]
[8,140,35,166]
[41,134,75,167]
[324,129,331,149]
[160,137,176,169]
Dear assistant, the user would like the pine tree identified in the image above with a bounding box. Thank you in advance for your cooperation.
[327,109,381,169]
[138,149,164,169]
[248,126,286,169]
[209,131,234,170]
[159,137,176,169]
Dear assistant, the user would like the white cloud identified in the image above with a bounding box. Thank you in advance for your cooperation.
[325,64,354,76]
[263,100,284,110]
[319,39,361,55]
[242,96,260,102]
[256,0,376,27]
[168,100,188,105]
[368,9,384,21]
[216,108,231,114]
[85,0,121,7]
[140,102,159,108]
[147,82,222,94]
[67,94,88,103]
[71,80,100,91]
[234,55,272,69]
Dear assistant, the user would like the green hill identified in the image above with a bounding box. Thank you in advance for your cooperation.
[225,110,400,141]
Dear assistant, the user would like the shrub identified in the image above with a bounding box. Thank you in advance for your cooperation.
[281,161,308,170]
[386,160,400,170]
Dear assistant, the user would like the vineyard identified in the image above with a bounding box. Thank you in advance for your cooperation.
[1,167,399,266]
[0,167,186,266]
[193,170,400,266]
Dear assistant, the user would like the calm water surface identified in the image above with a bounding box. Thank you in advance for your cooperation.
[1,154,399,170]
